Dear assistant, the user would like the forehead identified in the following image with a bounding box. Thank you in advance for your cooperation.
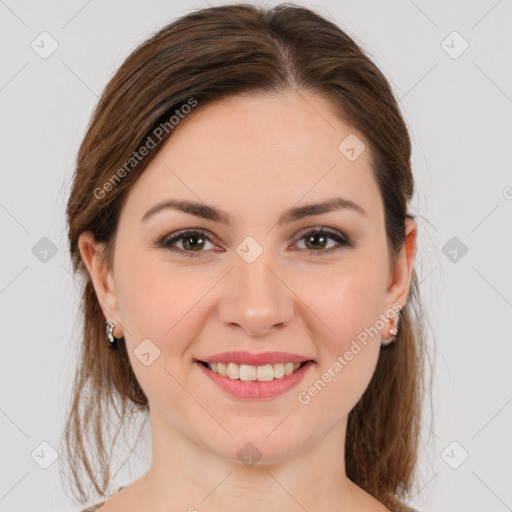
[120,89,383,226]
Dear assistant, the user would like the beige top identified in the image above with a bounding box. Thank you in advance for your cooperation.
[78,486,125,511]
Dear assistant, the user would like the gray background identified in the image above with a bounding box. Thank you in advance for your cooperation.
[1,0,511,511]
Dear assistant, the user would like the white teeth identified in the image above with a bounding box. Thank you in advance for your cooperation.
[217,362,227,377]
[206,361,306,380]
[273,363,284,378]
[256,365,274,382]
[227,363,239,379]
[239,364,257,381]
[284,362,294,375]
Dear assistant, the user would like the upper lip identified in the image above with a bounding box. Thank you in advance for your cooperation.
[197,351,313,366]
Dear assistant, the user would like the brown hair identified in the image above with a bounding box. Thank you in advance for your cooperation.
[62,3,431,510]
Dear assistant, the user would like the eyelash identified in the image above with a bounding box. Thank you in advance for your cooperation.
[154,227,353,258]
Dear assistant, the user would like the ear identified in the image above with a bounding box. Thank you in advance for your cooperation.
[381,217,417,334]
[78,231,123,338]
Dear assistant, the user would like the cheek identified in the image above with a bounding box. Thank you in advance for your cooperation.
[114,252,224,387]
[301,261,387,353]
[294,271,385,419]
[292,254,388,406]
[115,262,167,339]
[114,256,214,410]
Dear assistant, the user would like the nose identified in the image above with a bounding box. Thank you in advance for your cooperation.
[217,249,294,338]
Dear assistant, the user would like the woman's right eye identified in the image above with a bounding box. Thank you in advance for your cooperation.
[155,230,218,258]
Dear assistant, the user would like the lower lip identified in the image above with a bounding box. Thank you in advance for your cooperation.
[196,360,314,400]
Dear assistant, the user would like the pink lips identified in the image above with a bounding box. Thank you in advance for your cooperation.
[195,351,315,400]
[197,350,312,366]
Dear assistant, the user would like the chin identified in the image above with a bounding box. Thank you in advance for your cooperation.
[203,426,309,467]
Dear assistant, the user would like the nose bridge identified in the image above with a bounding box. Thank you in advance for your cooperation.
[219,243,293,337]
[237,248,276,295]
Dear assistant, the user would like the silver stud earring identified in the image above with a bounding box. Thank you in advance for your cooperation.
[105,320,122,349]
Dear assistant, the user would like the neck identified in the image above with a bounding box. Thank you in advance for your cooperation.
[134,407,364,512]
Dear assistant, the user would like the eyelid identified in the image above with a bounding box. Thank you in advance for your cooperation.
[294,226,352,246]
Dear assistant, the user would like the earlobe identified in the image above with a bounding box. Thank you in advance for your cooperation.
[380,219,417,343]
[77,231,120,328]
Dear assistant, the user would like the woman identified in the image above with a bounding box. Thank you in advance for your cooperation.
[62,3,428,511]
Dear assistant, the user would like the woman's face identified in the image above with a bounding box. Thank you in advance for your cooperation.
[80,88,415,465]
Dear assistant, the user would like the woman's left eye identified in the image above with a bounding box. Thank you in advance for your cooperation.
[155,230,219,257]
[154,227,352,258]
[293,228,351,254]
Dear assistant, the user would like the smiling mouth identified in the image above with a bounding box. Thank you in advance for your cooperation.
[197,360,311,381]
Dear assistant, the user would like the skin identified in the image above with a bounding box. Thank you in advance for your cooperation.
[79,88,416,512]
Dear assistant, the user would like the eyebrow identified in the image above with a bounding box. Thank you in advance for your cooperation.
[141,196,367,226]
